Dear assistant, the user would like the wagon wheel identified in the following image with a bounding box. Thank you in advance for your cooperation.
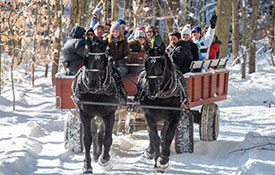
[175,110,194,154]
[64,111,83,153]
[199,103,220,141]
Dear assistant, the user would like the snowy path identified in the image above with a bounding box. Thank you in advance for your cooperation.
[1,94,274,175]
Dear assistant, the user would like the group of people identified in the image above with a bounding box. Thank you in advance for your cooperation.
[62,2,220,76]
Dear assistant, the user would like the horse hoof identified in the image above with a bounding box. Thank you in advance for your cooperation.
[143,148,155,160]
[155,156,169,172]
[98,155,110,167]
[82,167,93,174]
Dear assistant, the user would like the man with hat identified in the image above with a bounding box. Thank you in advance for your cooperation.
[192,14,218,60]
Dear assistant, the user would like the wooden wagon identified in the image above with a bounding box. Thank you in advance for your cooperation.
[56,53,229,153]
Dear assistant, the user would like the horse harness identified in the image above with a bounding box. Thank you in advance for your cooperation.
[135,56,188,105]
[71,52,121,105]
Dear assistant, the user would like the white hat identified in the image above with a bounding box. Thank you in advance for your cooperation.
[181,26,191,36]
[134,30,145,39]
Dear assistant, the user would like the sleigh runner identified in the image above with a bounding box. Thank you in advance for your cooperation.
[56,52,229,154]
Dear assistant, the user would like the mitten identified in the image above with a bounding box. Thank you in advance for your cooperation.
[93,2,103,16]
[210,14,218,28]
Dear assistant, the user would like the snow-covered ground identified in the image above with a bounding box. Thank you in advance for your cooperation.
[0,56,275,175]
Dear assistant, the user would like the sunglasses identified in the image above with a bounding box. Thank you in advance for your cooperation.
[87,33,94,36]
[146,31,153,34]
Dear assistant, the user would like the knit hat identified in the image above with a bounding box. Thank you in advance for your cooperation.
[181,25,191,36]
[110,22,122,33]
[117,19,126,25]
[192,26,202,33]
[136,27,145,33]
[93,22,104,30]
[134,30,145,39]
[70,26,86,38]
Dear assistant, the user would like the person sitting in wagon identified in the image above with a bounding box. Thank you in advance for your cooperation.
[128,29,151,74]
[62,25,86,76]
[107,21,130,75]
[191,14,218,60]
[166,31,193,74]
[145,25,165,52]
[128,29,150,53]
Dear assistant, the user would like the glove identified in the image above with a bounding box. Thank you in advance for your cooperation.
[210,14,217,28]
[93,2,103,16]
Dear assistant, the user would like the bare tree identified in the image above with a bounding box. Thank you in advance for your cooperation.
[111,0,119,21]
[269,2,275,66]
[51,0,62,86]
[70,0,93,30]
[232,0,240,65]
[248,0,258,74]
[183,0,188,25]
[215,0,233,59]
[241,0,248,79]
[201,0,207,28]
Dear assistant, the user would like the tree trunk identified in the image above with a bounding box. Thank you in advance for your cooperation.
[51,0,62,86]
[111,0,119,21]
[0,33,2,95]
[104,0,109,21]
[183,0,188,25]
[32,2,38,86]
[248,0,258,74]
[232,0,240,65]
[165,0,174,44]
[70,0,78,30]
[11,47,15,111]
[133,0,140,28]
[241,0,247,79]
[215,0,232,59]
[270,2,275,66]
[201,0,207,28]
[70,0,92,30]
[45,0,51,78]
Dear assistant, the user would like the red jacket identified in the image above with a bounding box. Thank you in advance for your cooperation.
[209,42,220,60]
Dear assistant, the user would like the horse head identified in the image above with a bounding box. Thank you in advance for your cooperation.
[145,47,171,97]
[82,40,109,92]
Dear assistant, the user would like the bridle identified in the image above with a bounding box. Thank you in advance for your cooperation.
[84,52,108,73]
[81,51,113,95]
[145,56,165,80]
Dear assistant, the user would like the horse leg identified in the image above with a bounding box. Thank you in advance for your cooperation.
[91,117,99,162]
[98,112,115,166]
[145,114,161,168]
[94,122,104,162]
[79,111,93,174]
[158,115,180,170]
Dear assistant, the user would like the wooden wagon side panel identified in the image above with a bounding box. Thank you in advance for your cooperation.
[56,75,75,109]
[185,70,230,108]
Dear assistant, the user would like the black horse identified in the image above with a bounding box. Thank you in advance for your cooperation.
[72,39,126,174]
[135,47,190,172]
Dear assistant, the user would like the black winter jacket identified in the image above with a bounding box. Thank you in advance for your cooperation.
[170,40,193,74]
[62,26,86,75]
[128,39,150,53]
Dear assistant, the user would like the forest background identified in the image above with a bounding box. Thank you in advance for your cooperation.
[0,0,274,110]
